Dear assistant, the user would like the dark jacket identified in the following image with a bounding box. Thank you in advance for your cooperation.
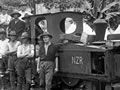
[39,43,60,62]
[8,19,25,37]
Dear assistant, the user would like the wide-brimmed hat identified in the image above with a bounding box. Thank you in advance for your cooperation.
[0,28,6,34]
[22,13,31,20]
[9,31,17,36]
[40,32,53,39]
[21,32,30,39]
[10,11,21,17]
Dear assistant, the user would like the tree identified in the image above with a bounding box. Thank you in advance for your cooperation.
[35,0,120,29]
[0,0,32,11]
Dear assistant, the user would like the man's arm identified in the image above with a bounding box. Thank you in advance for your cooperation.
[17,45,27,58]
[26,44,34,57]
[16,21,26,35]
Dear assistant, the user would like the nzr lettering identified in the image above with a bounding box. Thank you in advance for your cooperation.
[72,56,83,65]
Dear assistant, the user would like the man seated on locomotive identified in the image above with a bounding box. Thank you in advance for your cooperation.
[16,32,34,90]
[8,11,26,39]
[0,28,9,75]
[6,31,21,90]
[37,31,68,90]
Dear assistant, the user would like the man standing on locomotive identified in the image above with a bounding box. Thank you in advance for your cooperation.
[38,31,67,90]
[16,32,34,90]
[8,11,25,39]
[6,31,21,90]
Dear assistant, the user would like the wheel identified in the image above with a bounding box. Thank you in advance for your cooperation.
[61,77,80,87]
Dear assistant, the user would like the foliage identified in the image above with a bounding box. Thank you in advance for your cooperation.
[0,0,32,11]
[36,0,120,29]
[39,0,91,11]
[36,0,120,19]
[0,0,120,26]
[2,0,29,6]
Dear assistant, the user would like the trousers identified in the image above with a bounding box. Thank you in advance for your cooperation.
[8,54,17,90]
[39,61,54,90]
[16,57,34,90]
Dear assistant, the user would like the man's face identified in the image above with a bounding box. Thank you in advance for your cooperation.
[22,38,28,44]
[2,10,7,15]
[38,40,43,46]
[43,35,50,43]
[10,36,16,41]
[13,14,19,19]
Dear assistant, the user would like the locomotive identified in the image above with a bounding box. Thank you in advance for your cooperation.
[23,12,120,90]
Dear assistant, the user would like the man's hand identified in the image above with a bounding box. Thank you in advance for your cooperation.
[54,68,58,73]
[114,42,120,47]
[63,39,69,44]
[37,68,40,73]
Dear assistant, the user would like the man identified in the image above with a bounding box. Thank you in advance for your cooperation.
[6,31,21,90]
[8,11,25,39]
[0,28,9,72]
[0,8,11,31]
[16,32,34,90]
[0,28,9,90]
[38,32,66,90]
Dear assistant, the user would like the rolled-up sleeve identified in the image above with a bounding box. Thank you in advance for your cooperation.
[17,45,23,58]
[28,45,34,57]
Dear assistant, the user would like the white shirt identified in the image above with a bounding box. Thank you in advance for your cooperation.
[0,13,11,25]
[17,44,34,58]
[7,41,21,52]
[0,39,9,58]
[44,42,51,55]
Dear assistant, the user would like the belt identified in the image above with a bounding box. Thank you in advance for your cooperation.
[40,59,54,62]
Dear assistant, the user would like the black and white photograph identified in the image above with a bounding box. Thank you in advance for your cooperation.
[0,0,120,90]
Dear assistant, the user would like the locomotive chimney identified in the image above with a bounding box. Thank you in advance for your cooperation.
[94,19,107,41]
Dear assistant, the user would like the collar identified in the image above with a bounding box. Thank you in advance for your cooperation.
[44,42,51,47]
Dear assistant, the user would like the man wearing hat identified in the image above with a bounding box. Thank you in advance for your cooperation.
[38,31,67,90]
[8,11,25,38]
[16,32,34,90]
[6,31,21,90]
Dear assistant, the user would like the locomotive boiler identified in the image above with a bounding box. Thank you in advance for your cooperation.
[23,12,120,90]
